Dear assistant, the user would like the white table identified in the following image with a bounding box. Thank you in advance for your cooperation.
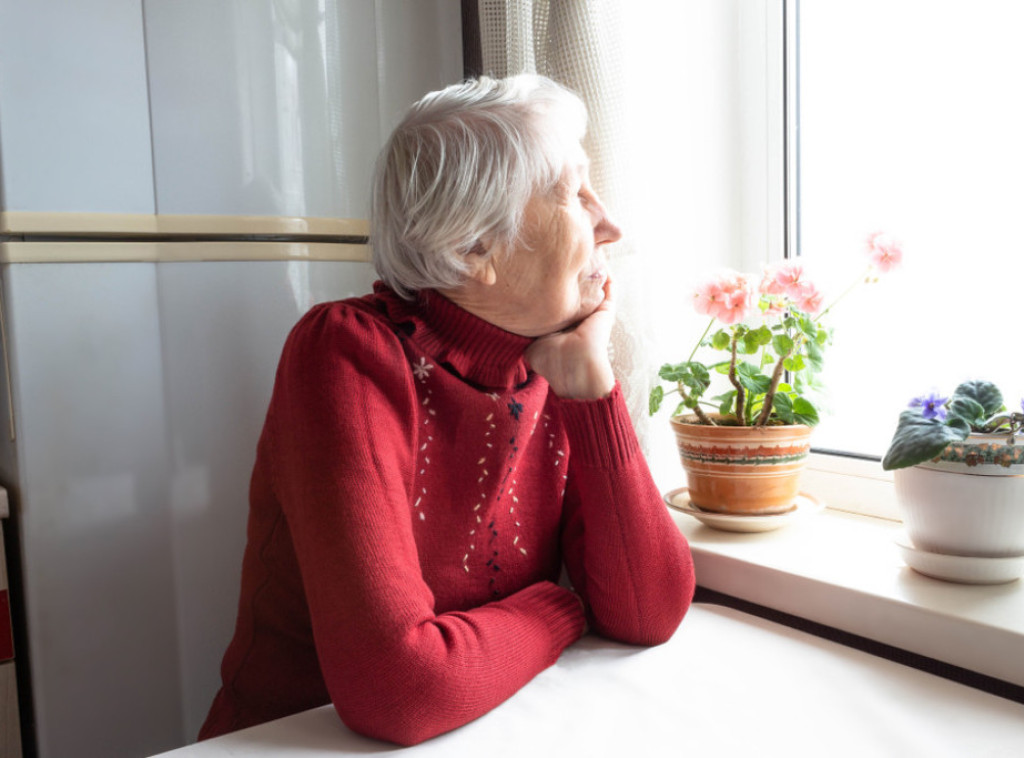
[154,604,1024,757]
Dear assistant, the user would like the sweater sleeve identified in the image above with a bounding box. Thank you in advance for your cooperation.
[555,384,696,646]
[265,303,585,746]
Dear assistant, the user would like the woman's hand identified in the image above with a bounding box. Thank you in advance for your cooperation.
[525,277,616,399]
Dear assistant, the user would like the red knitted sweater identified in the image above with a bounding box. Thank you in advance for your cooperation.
[199,283,695,746]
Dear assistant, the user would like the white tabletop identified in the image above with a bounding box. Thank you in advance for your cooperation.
[154,603,1024,757]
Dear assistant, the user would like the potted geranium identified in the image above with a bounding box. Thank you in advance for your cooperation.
[882,381,1024,560]
[650,232,901,515]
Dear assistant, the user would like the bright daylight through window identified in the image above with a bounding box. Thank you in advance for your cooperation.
[797,0,1024,457]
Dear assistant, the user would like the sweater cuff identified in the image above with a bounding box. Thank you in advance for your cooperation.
[504,581,586,653]
[554,383,641,469]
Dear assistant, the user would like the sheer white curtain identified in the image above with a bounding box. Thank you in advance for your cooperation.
[477,0,656,451]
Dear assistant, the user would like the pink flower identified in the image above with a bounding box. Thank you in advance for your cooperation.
[759,269,787,296]
[761,261,810,299]
[761,297,787,317]
[866,232,903,272]
[758,261,822,315]
[693,271,754,325]
[791,281,824,315]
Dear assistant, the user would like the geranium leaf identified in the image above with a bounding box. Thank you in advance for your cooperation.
[711,330,731,350]
[783,354,806,372]
[773,334,794,357]
[736,362,771,394]
[805,340,825,372]
[649,385,664,415]
[658,363,687,381]
[752,325,773,345]
[773,392,795,423]
[792,397,820,426]
[712,390,737,416]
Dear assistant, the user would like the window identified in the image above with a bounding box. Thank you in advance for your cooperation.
[620,2,1024,517]
[795,0,1024,458]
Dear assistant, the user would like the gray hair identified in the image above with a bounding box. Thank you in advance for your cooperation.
[371,74,588,299]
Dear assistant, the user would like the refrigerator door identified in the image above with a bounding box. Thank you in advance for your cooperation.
[0,1,463,757]
[145,0,463,220]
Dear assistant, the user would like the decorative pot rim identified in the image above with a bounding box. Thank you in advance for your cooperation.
[669,413,812,430]
[923,433,1024,474]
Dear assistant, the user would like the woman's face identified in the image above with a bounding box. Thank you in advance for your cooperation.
[491,151,622,337]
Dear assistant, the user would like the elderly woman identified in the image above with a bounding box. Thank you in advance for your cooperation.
[199,74,695,746]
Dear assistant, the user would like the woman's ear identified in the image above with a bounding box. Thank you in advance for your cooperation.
[464,240,499,287]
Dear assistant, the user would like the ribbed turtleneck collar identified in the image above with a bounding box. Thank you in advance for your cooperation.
[373,282,534,390]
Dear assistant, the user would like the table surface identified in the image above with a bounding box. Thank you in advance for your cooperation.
[153,603,1024,758]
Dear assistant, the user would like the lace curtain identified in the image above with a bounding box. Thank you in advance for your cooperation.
[477,0,657,453]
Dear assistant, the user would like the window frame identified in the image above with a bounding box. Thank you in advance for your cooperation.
[760,0,900,520]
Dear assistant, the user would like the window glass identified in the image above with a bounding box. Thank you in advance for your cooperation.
[798,0,1024,456]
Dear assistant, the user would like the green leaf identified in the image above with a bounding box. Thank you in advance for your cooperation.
[648,385,664,416]
[772,334,794,357]
[736,362,771,394]
[752,325,773,345]
[946,415,971,435]
[681,363,712,394]
[805,339,825,372]
[783,354,807,372]
[946,395,986,429]
[712,390,737,417]
[882,410,970,470]
[658,362,710,395]
[798,314,818,338]
[772,391,795,424]
[953,380,1004,417]
[711,330,731,350]
[672,399,690,417]
[792,396,820,426]
[658,363,686,381]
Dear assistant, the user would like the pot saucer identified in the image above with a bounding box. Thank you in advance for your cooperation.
[663,487,823,533]
[895,536,1024,584]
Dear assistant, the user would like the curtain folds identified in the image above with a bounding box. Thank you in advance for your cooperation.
[477,0,655,452]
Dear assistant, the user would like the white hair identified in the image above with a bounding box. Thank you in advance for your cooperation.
[370,74,588,299]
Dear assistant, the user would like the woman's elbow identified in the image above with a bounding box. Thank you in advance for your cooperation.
[334,701,446,747]
[594,569,696,646]
[327,653,485,747]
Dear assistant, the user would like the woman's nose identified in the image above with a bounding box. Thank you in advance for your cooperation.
[593,197,623,246]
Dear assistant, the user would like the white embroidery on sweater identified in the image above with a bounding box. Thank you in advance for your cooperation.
[412,357,434,382]
[413,381,435,522]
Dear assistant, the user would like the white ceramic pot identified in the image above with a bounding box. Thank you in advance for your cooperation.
[894,434,1024,557]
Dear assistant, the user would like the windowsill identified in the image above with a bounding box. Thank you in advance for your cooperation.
[660,471,1024,689]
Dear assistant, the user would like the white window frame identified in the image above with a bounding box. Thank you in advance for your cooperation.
[747,0,900,521]
[673,4,1024,690]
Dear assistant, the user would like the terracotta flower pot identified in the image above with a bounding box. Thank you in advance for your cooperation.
[670,414,813,515]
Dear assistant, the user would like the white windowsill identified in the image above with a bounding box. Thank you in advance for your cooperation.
[657,460,1024,689]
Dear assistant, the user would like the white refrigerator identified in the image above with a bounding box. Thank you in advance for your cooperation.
[0,1,463,756]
